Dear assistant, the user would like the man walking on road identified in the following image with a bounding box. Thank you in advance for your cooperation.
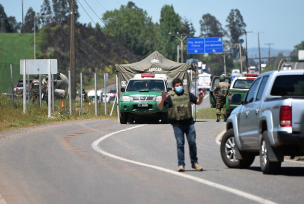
[158,78,205,172]
[211,75,230,122]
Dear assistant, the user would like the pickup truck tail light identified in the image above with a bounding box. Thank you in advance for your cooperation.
[280,106,292,127]
[228,92,233,102]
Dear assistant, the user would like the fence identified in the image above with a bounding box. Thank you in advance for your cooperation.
[0,62,23,94]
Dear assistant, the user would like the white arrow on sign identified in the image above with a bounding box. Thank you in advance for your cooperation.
[212,49,216,53]
[195,50,198,53]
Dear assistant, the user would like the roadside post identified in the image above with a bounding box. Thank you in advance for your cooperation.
[80,72,83,115]
[94,73,97,116]
[10,64,14,108]
[69,71,72,115]
[104,73,108,115]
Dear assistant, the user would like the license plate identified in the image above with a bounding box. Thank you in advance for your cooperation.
[138,103,148,107]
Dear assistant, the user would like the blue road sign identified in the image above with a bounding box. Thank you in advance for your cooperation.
[187,38,205,54]
[187,37,223,54]
[205,37,223,53]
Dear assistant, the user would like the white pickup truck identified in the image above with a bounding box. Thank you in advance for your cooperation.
[220,70,304,174]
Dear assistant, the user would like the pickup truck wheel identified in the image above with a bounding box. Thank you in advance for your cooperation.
[260,131,281,174]
[119,112,128,124]
[220,129,255,168]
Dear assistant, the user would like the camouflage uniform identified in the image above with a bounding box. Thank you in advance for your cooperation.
[213,81,230,122]
[30,78,40,104]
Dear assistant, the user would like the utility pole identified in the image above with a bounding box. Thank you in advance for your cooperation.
[70,0,76,99]
[169,32,187,63]
[22,0,24,32]
[255,32,263,73]
[265,43,274,59]
[245,31,253,73]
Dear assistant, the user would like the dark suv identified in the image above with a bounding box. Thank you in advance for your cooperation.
[15,79,33,96]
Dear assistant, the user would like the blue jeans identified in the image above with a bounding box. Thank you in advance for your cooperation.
[173,124,198,167]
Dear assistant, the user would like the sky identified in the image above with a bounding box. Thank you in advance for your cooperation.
[1,0,304,53]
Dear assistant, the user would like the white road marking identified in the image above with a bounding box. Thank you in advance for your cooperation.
[215,130,226,145]
[91,125,278,204]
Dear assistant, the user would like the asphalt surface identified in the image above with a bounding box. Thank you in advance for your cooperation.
[1,113,304,204]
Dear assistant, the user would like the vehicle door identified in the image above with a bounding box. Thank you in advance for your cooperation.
[209,76,231,108]
[238,77,261,150]
[209,76,219,108]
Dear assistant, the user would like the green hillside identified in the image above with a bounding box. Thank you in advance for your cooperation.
[0,22,141,94]
[0,33,34,93]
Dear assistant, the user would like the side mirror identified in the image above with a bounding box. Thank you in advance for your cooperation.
[121,87,125,92]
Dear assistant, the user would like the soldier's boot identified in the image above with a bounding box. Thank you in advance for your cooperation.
[216,114,221,122]
[224,114,227,122]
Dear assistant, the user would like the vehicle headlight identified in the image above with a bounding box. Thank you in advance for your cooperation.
[121,96,131,102]
[155,96,162,101]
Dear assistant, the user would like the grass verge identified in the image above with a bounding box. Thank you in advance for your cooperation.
[0,94,118,133]
[1,94,220,133]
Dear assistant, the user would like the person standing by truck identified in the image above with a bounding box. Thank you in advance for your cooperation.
[158,78,205,172]
[211,75,230,122]
[30,75,40,104]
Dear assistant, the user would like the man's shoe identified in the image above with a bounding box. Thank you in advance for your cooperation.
[224,114,227,122]
[216,114,221,122]
[192,162,203,171]
[178,166,185,172]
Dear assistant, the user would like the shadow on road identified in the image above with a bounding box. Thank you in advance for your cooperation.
[248,166,304,176]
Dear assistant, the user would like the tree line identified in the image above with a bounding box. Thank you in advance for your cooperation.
[0,1,254,75]
[3,1,303,75]
[0,0,79,33]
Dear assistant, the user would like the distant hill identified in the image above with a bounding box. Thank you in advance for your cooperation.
[0,33,35,93]
[0,21,141,93]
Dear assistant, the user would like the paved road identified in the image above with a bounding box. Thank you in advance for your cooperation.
[1,118,304,204]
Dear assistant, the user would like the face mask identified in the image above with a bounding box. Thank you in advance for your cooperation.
[175,86,183,93]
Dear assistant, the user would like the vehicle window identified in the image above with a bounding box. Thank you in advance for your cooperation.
[245,78,261,103]
[233,79,254,89]
[271,75,304,96]
[256,76,269,101]
[126,80,164,91]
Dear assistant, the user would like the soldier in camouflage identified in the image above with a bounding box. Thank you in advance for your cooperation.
[30,75,40,104]
[211,75,230,122]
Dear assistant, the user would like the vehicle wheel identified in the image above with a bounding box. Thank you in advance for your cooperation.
[161,112,169,124]
[120,112,128,124]
[220,129,255,168]
[260,131,281,174]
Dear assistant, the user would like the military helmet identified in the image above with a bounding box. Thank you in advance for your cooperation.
[219,74,225,81]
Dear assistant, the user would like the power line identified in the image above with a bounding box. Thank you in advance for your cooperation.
[76,0,96,25]
[83,0,104,24]
[116,0,122,6]
[95,0,107,11]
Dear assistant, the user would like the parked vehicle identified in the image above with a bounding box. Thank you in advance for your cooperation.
[15,79,33,97]
[107,89,117,100]
[119,73,170,124]
[220,70,304,174]
[226,74,258,117]
[298,50,304,62]
[87,90,109,103]
[116,51,194,124]
[197,72,212,91]
[282,63,292,70]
